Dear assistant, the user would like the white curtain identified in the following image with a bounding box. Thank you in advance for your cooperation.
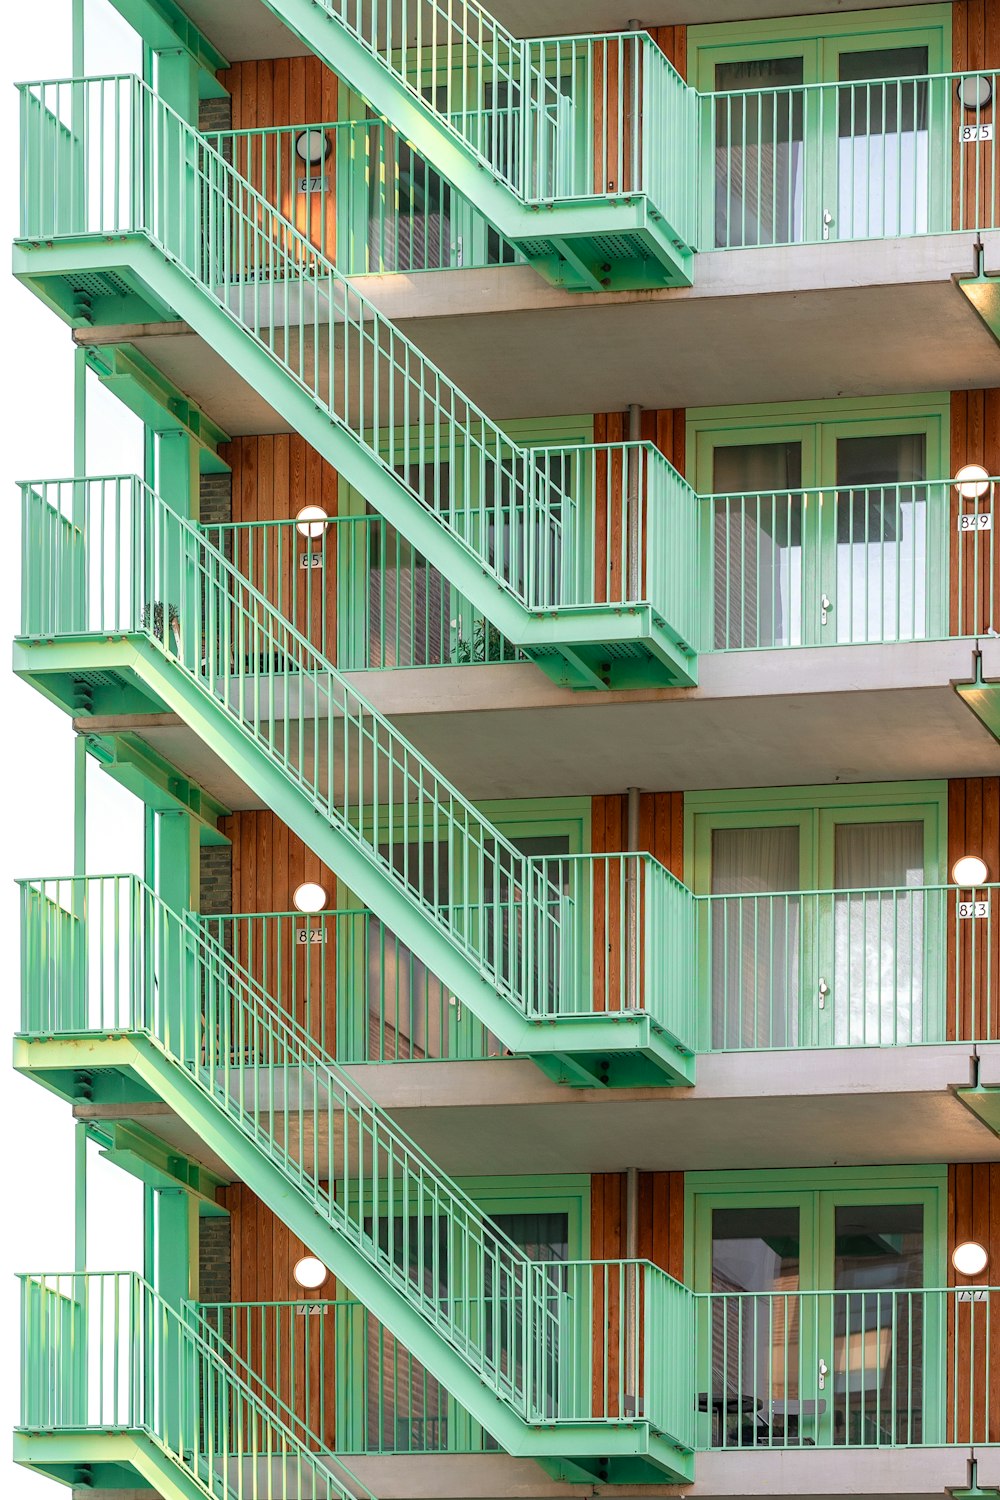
[711,826,800,1048]
[713,443,803,650]
[832,821,924,1045]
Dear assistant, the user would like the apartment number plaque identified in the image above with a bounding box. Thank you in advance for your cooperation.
[957,512,992,531]
[959,124,994,143]
[958,901,990,919]
[299,553,325,568]
[296,929,328,944]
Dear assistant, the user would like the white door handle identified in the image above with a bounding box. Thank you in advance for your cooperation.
[818,1358,829,1389]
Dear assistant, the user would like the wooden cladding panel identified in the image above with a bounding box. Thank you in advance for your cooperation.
[220,1182,337,1448]
[222,809,339,1048]
[590,1172,684,1419]
[592,410,685,607]
[216,58,338,257]
[947,778,1000,1041]
[953,5,1000,229]
[949,392,1000,636]
[591,28,686,196]
[948,1164,1000,1442]
[222,434,339,663]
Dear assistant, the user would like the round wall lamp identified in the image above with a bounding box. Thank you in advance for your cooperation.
[952,1241,990,1277]
[957,74,993,111]
[952,855,990,887]
[295,504,329,540]
[293,1255,330,1289]
[293,881,328,913]
[295,129,332,166]
[954,464,992,500]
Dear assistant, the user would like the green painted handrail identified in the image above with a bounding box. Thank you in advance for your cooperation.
[19,474,699,1060]
[204,117,523,274]
[17,875,695,1454]
[18,75,699,674]
[17,1270,372,1500]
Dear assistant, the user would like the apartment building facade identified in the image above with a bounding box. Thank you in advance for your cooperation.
[14,2,1000,1498]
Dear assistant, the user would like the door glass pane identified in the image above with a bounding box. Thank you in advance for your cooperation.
[371,90,452,270]
[709,1207,801,1445]
[714,57,805,247]
[485,1213,571,1430]
[713,442,804,649]
[369,841,450,1058]
[835,433,927,643]
[837,47,930,238]
[711,826,801,1047]
[832,1204,924,1444]
[832,821,925,1044]
[369,463,454,666]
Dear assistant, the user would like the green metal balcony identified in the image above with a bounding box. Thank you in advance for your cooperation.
[198,1289,1000,1459]
[211,476,1000,672]
[235,4,696,290]
[16,880,696,1483]
[201,880,1000,1068]
[16,76,698,691]
[16,1270,373,1499]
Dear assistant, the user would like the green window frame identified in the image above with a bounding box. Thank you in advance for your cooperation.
[686,1165,947,1449]
[689,5,952,249]
[688,394,950,651]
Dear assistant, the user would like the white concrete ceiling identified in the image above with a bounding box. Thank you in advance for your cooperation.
[178,0,952,62]
[75,235,1000,426]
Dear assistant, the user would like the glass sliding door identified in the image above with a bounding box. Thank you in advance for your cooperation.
[712,441,805,649]
[833,47,931,241]
[710,825,802,1048]
[713,57,806,248]
[826,820,927,1046]
[832,432,930,644]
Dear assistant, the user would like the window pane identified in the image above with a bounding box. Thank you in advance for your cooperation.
[710,826,801,1049]
[713,442,804,649]
[835,434,928,643]
[714,57,805,248]
[837,48,930,238]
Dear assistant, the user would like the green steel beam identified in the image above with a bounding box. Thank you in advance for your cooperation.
[15,1431,221,1500]
[83,731,231,845]
[74,734,87,876]
[83,345,230,474]
[88,1119,228,1213]
[75,1122,87,1272]
[102,0,228,95]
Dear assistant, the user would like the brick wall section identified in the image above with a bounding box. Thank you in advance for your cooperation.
[199,845,233,916]
[198,95,232,134]
[199,1215,232,1303]
[199,471,232,528]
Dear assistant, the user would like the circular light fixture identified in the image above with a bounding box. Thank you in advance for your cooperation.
[957,74,993,111]
[953,855,990,888]
[295,504,329,540]
[952,1241,989,1277]
[954,464,991,500]
[295,129,331,166]
[293,881,328,913]
[293,1255,329,1289]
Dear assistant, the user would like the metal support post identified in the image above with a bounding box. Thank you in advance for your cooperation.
[627,404,642,602]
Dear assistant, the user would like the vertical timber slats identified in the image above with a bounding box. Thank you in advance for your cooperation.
[947,777,1000,1040]
[950,391,1000,636]
[953,3,1000,229]
[217,58,338,253]
[222,434,339,664]
[948,1164,1000,1442]
[591,28,686,196]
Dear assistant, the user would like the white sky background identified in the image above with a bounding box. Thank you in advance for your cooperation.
[3,3,152,1492]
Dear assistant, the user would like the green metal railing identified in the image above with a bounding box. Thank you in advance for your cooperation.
[209,473,998,671]
[18,875,694,1455]
[196,1262,693,1447]
[19,474,698,1058]
[700,882,1000,1052]
[18,76,700,677]
[199,850,694,1064]
[203,442,700,672]
[17,1271,371,1500]
[265,2,698,230]
[204,118,521,274]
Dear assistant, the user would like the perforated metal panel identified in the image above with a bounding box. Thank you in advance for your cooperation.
[66,270,132,297]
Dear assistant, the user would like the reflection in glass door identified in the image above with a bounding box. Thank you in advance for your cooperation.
[833,432,929,644]
[827,820,928,1046]
[713,57,806,247]
[710,825,801,1048]
[712,441,804,649]
[834,47,930,241]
